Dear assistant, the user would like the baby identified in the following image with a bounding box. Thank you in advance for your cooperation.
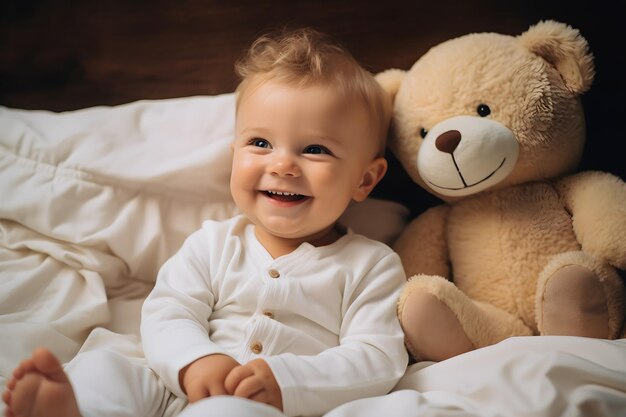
[3,28,408,417]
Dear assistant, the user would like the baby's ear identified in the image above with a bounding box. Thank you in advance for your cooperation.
[353,158,388,202]
[375,69,407,105]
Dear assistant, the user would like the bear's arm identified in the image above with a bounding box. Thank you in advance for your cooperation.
[392,204,451,279]
[555,171,626,270]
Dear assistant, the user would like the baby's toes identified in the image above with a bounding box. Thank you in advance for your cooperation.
[12,359,36,380]
[10,374,39,417]
[7,377,18,390]
[3,388,11,405]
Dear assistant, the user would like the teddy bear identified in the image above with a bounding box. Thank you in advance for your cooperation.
[376,20,626,362]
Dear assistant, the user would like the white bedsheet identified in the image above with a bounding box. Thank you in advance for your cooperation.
[177,336,626,417]
[1,95,625,417]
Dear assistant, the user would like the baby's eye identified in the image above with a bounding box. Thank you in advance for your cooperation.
[303,145,332,155]
[250,138,271,148]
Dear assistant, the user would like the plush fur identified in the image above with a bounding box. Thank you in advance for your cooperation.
[377,20,626,362]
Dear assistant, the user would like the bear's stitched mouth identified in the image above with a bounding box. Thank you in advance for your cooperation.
[426,157,506,191]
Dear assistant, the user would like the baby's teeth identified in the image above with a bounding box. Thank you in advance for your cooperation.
[269,191,296,196]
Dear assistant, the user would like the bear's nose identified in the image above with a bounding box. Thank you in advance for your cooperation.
[435,130,462,154]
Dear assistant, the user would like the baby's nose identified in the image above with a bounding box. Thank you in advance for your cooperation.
[269,152,300,177]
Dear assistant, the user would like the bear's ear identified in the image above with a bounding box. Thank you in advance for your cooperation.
[375,69,406,104]
[518,20,595,94]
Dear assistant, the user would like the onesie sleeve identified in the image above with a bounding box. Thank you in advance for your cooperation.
[140,226,230,398]
[264,251,409,417]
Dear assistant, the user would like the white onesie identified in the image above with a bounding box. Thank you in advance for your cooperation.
[141,214,408,417]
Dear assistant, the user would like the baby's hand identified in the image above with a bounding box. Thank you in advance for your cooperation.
[225,358,283,411]
[179,354,240,403]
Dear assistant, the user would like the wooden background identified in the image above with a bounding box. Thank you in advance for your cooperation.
[1,0,623,214]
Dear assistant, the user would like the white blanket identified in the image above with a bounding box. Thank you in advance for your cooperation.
[1,95,625,417]
[0,94,241,382]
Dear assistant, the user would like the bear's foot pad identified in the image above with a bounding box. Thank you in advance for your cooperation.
[542,265,609,338]
[401,291,475,361]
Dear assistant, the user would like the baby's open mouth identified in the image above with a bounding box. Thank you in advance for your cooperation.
[264,190,308,202]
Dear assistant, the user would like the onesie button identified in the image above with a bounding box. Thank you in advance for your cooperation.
[268,269,280,279]
[263,311,274,319]
[250,341,263,354]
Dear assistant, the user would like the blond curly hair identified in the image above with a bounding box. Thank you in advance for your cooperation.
[235,28,390,157]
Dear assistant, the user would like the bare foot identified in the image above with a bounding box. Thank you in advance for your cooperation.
[2,347,82,417]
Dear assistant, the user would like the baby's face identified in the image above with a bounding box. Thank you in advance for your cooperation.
[231,79,383,244]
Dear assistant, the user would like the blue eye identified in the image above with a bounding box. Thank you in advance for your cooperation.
[303,145,331,155]
[250,138,271,148]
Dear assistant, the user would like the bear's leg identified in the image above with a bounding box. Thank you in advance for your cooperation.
[541,265,608,337]
[399,275,532,362]
[536,251,626,338]
[400,290,475,362]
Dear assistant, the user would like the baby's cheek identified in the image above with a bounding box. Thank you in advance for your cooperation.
[314,166,344,190]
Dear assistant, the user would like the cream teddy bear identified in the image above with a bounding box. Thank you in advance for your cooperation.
[377,20,626,362]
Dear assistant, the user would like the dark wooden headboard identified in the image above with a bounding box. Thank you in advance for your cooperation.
[1,0,623,213]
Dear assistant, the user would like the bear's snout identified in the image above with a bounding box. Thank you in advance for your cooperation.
[435,130,462,154]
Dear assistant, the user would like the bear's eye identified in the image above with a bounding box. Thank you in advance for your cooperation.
[419,127,428,138]
[477,104,491,117]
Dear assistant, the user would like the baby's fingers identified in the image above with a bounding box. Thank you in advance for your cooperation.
[224,365,253,395]
[249,389,272,405]
[233,376,264,399]
[243,382,283,410]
